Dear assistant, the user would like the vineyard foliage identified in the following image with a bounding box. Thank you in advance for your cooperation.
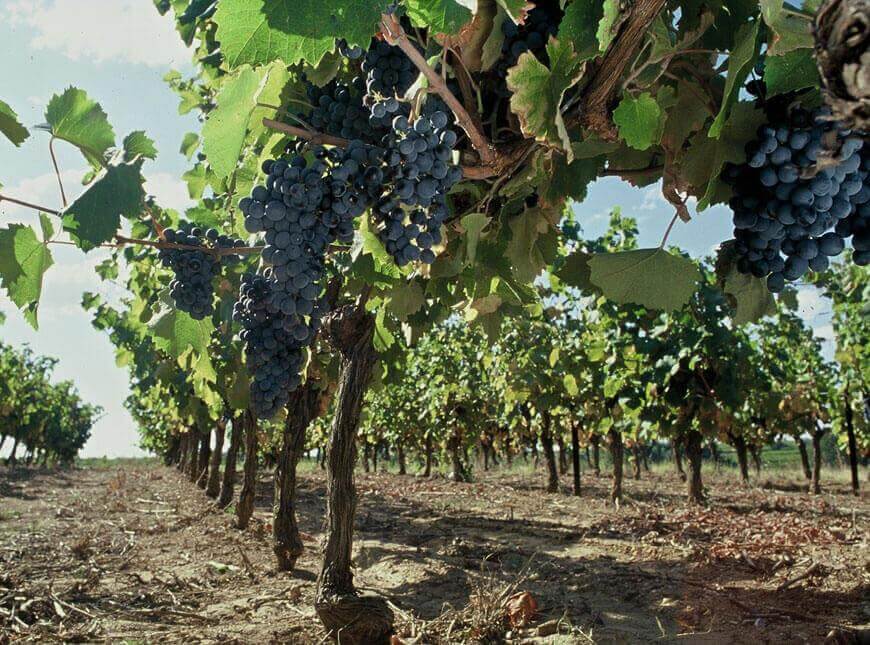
[0,0,867,639]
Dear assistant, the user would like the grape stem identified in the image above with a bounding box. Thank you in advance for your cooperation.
[379,12,498,168]
[49,137,68,208]
[0,193,61,215]
[659,211,680,249]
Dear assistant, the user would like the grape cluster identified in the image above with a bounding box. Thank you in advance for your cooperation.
[724,108,869,291]
[159,225,244,320]
[305,78,374,142]
[236,142,389,416]
[374,110,462,265]
[362,41,418,129]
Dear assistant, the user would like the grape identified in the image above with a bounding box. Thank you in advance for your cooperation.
[494,4,561,95]
[159,223,244,320]
[724,106,868,291]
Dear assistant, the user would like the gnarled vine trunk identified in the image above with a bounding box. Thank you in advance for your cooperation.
[236,410,258,530]
[449,428,466,482]
[274,384,319,571]
[218,414,244,508]
[811,428,824,495]
[570,422,581,497]
[730,433,750,484]
[685,430,705,504]
[205,418,226,499]
[795,435,812,480]
[844,388,859,495]
[186,430,199,482]
[540,412,559,493]
[556,434,568,475]
[396,441,407,475]
[590,434,601,476]
[177,433,190,472]
[423,433,433,477]
[608,429,623,505]
[315,308,393,644]
[672,438,686,482]
[749,444,763,476]
[632,444,642,480]
[196,429,211,489]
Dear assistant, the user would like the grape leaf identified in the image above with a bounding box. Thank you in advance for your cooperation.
[556,250,593,291]
[405,0,472,34]
[202,66,270,181]
[506,209,552,283]
[709,20,760,138]
[539,152,603,204]
[62,160,145,252]
[563,373,579,396]
[596,0,620,51]
[661,81,713,151]
[589,248,700,311]
[180,132,200,159]
[480,6,507,71]
[557,0,604,60]
[759,0,783,26]
[44,87,115,168]
[507,38,587,159]
[183,164,209,199]
[722,264,776,324]
[766,13,813,55]
[496,0,534,23]
[461,212,490,265]
[250,61,293,142]
[122,131,158,161]
[763,48,819,96]
[215,0,389,68]
[612,92,664,151]
[0,224,53,328]
[0,99,29,147]
[150,306,214,357]
[388,280,425,320]
[373,306,395,352]
[226,358,251,410]
[683,101,766,209]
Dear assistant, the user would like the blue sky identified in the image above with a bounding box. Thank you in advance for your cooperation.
[0,0,834,458]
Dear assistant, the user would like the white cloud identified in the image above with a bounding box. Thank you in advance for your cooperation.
[639,183,666,211]
[796,287,826,317]
[0,168,85,228]
[7,0,192,68]
[145,172,194,212]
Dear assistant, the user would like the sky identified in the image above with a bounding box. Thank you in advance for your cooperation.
[0,0,834,458]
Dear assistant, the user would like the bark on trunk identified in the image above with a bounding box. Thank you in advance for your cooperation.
[196,429,211,489]
[556,434,568,475]
[709,440,720,471]
[7,437,19,466]
[236,410,258,530]
[315,312,393,644]
[449,429,466,483]
[731,434,750,484]
[396,441,407,475]
[750,444,763,476]
[371,442,378,473]
[641,445,650,472]
[186,430,199,482]
[205,419,226,499]
[590,434,601,476]
[811,429,824,495]
[791,436,810,479]
[685,430,705,504]
[608,429,623,505]
[571,423,581,497]
[423,433,433,477]
[362,443,370,473]
[632,444,642,480]
[177,433,189,472]
[672,438,687,482]
[218,414,244,508]
[274,384,319,571]
[482,441,490,471]
[844,389,859,495]
[540,412,559,493]
[0,435,6,453]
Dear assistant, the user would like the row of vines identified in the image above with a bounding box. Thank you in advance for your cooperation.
[0,0,867,641]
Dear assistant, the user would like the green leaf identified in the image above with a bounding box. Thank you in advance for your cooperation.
[588,248,701,311]
[766,13,813,55]
[559,0,604,59]
[661,80,714,150]
[122,131,158,161]
[683,102,766,209]
[612,92,663,151]
[480,6,507,71]
[202,66,270,181]
[564,373,579,396]
[507,38,587,158]
[405,0,472,34]
[0,224,53,328]
[556,251,593,290]
[540,152,603,204]
[215,0,388,68]
[0,99,29,147]
[505,209,551,283]
[373,306,395,352]
[496,0,534,23]
[250,61,293,142]
[763,48,819,96]
[180,132,200,159]
[759,0,783,26]
[183,164,209,199]
[62,160,145,252]
[38,213,54,240]
[461,212,490,265]
[150,306,214,357]
[723,269,777,324]
[388,281,425,321]
[44,87,115,168]
[226,360,251,410]
[709,20,760,138]
[596,0,620,51]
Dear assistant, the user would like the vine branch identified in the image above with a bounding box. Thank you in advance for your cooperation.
[380,12,497,168]
[49,137,68,208]
[0,193,61,216]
